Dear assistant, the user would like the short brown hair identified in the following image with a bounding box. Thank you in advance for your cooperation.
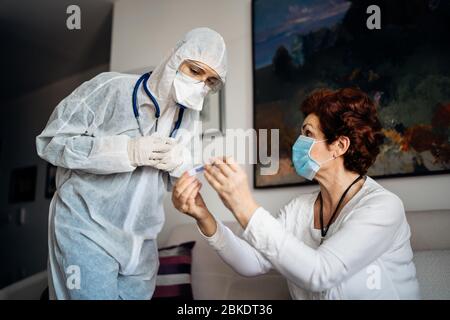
[300,87,384,175]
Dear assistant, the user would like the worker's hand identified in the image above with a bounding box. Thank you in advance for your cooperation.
[204,157,259,227]
[154,142,185,172]
[172,172,210,221]
[127,134,176,167]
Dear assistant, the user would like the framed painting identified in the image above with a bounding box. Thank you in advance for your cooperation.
[252,0,450,188]
[201,88,226,137]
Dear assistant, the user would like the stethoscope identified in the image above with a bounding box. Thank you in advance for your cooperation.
[132,72,185,138]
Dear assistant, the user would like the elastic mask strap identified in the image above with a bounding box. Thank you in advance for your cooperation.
[313,139,338,165]
[307,138,327,163]
[318,154,338,166]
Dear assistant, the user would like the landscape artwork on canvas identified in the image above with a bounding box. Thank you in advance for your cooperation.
[253,0,450,187]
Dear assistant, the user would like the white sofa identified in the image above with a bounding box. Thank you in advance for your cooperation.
[1,210,449,300]
[165,209,450,300]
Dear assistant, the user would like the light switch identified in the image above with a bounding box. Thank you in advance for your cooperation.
[19,207,26,225]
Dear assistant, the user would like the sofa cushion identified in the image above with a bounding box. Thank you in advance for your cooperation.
[0,271,47,300]
[153,241,196,300]
[165,221,290,300]
[413,250,450,300]
[166,216,450,300]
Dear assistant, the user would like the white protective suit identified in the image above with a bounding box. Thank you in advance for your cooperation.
[36,27,227,299]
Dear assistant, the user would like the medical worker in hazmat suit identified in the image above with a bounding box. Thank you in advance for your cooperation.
[36,27,227,299]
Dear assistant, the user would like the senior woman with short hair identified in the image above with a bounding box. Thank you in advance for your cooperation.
[172,87,421,300]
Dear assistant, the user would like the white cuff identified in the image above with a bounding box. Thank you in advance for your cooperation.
[242,207,280,258]
[90,135,136,172]
[242,207,265,239]
[169,144,192,178]
[197,219,227,250]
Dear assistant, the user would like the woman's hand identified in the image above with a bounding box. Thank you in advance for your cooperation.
[172,172,209,221]
[172,172,218,237]
[204,157,259,228]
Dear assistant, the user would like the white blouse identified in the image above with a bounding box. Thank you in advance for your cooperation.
[199,176,421,299]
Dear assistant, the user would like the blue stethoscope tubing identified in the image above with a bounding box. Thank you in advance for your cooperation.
[132,72,185,138]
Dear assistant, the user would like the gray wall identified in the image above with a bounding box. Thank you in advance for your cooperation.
[0,0,113,289]
[0,65,108,288]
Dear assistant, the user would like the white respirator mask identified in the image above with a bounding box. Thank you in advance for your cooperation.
[172,71,210,111]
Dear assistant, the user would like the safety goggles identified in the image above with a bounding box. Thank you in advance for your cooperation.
[184,60,224,92]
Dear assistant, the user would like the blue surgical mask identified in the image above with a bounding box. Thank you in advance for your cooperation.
[292,135,335,180]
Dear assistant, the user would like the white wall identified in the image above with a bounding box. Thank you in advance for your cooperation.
[110,0,450,246]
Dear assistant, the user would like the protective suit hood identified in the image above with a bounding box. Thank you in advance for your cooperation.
[147,27,227,108]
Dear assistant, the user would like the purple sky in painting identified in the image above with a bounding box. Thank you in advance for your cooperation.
[254,0,351,68]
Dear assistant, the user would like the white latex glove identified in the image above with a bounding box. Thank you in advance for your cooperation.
[154,142,185,172]
[127,134,176,167]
